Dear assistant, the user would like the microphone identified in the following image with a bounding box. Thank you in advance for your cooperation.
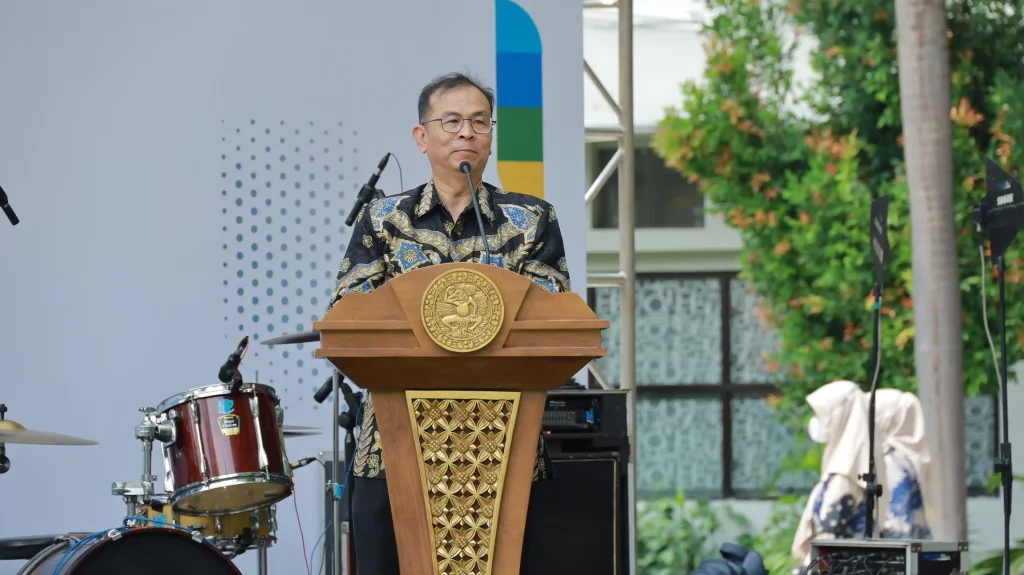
[0,184,19,226]
[290,457,319,470]
[345,153,391,227]
[313,373,348,404]
[460,161,492,266]
[218,336,250,391]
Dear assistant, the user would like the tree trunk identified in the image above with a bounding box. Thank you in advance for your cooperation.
[895,0,967,541]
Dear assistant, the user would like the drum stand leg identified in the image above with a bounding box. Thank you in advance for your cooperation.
[257,547,268,575]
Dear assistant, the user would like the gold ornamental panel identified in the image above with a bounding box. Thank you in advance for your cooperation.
[406,390,520,575]
[421,268,504,353]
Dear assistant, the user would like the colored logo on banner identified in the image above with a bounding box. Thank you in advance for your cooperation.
[218,399,234,415]
[495,0,543,199]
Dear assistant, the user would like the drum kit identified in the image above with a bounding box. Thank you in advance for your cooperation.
[0,330,350,575]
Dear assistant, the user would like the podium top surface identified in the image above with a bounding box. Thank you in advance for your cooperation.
[312,263,608,389]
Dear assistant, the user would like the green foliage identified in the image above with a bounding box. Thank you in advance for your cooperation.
[636,491,730,574]
[651,0,1024,416]
[736,495,808,575]
[971,542,1024,575]
[635,491,807,575]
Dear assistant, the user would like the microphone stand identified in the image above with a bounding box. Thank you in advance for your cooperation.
[862,282,883,538]
[977,158,1020,575]
[862,195,888,539]
[330,369,343,575]
[994,253,1013,575]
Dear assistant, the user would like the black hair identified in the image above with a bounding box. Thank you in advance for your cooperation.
[417,72,495,122]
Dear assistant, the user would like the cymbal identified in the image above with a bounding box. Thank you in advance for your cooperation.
[261,330,320,346]
[281,425,322,438]
[0,420,98,446]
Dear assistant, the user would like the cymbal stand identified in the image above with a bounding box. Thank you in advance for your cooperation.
[113,407,175,524]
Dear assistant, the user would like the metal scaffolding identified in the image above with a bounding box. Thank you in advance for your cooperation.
[584,0,637,573]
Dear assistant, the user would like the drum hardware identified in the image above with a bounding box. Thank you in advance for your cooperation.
[129,496,277,557]
[250,385,271,480]
[188,398,212,483]
[257,546,269,575]
[0,404,98,474]
[112,407,176,517]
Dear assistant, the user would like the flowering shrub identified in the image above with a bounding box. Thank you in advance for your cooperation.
[651,0,1024,415]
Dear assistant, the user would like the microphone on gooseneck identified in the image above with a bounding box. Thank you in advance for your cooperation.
[460,161,492,266]
[218,336,250,392]
[346,153,391,227]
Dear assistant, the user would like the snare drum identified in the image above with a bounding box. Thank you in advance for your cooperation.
[136,496,277,553]
[158,383,292,515]
[16,528,240,575]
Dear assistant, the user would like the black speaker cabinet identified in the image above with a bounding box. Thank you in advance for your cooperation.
[520,451,630,575]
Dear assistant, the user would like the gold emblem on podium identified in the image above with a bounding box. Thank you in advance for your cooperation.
[421,268,504,352]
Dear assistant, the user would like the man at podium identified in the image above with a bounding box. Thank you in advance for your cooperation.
[325,72,572,575]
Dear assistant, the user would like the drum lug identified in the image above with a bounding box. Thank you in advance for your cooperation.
[191,531,204,543]
[107,529,122,541]
[189,399,211,481]
[250,389,270,477]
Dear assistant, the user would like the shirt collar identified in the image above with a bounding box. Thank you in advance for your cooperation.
[414,180,496,223]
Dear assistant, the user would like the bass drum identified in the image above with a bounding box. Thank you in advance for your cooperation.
[17,528,240,575]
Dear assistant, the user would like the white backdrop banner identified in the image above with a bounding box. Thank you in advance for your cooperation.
[0,1,583,573]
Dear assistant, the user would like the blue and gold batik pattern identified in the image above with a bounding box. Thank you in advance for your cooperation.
[326,180,571,481]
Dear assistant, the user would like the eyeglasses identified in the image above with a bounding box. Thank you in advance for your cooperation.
[422,113,496,134]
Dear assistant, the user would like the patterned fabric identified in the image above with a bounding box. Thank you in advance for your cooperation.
[810,475,868,540]
[793,472,866,569]
[881,447,932,539]
[327,180,571,481]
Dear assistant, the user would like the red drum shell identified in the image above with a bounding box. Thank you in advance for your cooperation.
[159,383,292,515]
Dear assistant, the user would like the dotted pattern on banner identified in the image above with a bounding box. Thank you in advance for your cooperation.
[220,120,361,410]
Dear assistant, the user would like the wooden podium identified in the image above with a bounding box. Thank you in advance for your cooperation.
[313,263,608,575]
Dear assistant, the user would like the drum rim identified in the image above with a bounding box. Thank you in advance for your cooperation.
[156,383,279,413]
[51,527,241,574]
[170,473,292,516]
[15,537,72,575]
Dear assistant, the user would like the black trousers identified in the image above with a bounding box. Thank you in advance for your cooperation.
[350,475,543,575]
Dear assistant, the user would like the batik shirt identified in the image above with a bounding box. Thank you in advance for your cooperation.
[326,180,572,481]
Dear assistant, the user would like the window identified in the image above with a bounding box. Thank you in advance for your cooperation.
[590,143,705,229]
[589,274,999,500]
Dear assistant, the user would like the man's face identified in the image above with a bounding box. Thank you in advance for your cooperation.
[413,85,493,176]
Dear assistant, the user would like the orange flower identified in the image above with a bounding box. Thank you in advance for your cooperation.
[799,211,811,224]
[751,172,771,192]
[774,239,791,255]
[950,97,983,128]
[826,163,838,176]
